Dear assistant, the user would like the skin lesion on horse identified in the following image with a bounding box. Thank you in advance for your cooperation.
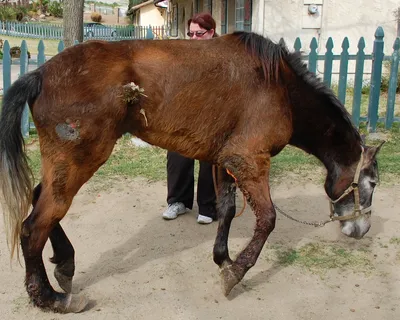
[55,119,81,141]
[122,82,147,103]
[122,82,149,126]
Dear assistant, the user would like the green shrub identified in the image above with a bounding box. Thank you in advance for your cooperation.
[381,61,400,93]
[0,6,17,21]
[48,1,63,18]
[10,46,31,59]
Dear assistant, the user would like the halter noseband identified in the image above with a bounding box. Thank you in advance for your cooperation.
[329,147,371,222]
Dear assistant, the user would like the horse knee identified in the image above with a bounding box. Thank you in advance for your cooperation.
[255,210,276,235]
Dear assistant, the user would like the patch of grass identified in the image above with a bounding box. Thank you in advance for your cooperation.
[366,129,400,184]
[276,248,299,265]
[270,242,374,275]
[95,136,168,181]
[270,146,323,182]
[390,237,400,245]
[0,35,61,56]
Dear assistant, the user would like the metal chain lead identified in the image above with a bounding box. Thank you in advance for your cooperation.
[273,204,332,227]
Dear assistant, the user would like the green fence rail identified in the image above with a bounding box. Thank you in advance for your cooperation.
[0,26,399,137]
[0,21,165,40]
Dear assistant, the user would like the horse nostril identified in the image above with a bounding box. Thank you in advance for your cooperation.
[341,222,355,237]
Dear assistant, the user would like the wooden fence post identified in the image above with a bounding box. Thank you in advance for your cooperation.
[294,37,301,52]
[338,37,350,104]
[2,40,11,95]
[351,37,366,127]
[323,37,333,87]
[20,40,29,138]
[146,25,154,39]
[385,37,400,129]
[308,37,318,73]
[367,27,385,132]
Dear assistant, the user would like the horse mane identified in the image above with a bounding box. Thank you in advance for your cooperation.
[231,31,362,145]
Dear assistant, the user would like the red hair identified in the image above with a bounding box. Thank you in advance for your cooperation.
[188,12,219,37]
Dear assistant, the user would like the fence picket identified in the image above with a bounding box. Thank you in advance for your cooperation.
[308,37,318,73]
[351,37,366,127]
[368,27,385,132]
[338,37,350,104]
[20,40,29,137]
[385,38,400,129]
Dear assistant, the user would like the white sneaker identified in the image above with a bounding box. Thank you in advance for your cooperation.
[197,214,213,224]
[162,202,187,220]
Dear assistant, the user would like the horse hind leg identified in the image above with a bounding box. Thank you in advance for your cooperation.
[21,136,117,313]
[50,223,75,294]
[32,183,75,294]
[217,154,276,296]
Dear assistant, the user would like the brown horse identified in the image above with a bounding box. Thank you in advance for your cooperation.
[0,32,383,313]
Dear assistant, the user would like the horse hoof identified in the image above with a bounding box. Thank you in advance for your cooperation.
[219,263,240,296]
[54,293,88,313]
[54,269,73,293]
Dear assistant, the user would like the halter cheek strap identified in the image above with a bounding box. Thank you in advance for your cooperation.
[329,147,372,221]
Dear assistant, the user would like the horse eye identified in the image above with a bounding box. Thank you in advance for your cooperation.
[370,181,377,188]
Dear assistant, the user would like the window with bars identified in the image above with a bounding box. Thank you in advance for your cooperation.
[204,0,212,14]
[171,4,178,36]
[221,0,227,34]
[235,0,252,31]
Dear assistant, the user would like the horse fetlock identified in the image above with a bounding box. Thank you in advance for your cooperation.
[54,258,75,293]
[213,245,231,266]
[54,270,73,293]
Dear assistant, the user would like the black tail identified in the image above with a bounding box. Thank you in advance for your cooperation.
[0,70,42,259]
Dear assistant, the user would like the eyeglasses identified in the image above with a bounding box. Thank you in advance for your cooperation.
[187,30,209,38]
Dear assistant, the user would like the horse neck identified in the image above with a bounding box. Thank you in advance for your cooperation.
[288,86,362,177]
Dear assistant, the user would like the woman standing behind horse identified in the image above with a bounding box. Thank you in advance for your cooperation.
[162,12,230,224]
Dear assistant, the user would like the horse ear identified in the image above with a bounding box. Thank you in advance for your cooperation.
[375,140,385,154]
[366,140,385,160]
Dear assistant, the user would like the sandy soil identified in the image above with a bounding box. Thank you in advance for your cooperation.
[0,177,399,320]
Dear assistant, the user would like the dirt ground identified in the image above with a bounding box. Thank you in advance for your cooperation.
[0,177,399,320]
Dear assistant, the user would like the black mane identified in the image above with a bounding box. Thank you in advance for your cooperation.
[232,31,362,145]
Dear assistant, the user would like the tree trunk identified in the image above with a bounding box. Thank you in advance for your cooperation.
[63,0,84,47]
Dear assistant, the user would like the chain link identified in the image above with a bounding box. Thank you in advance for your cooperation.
[274,204,333,227]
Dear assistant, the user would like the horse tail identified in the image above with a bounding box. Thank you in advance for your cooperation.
[0,70,42,260]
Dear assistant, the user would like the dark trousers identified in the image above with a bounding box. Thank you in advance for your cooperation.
[166,151,217,219]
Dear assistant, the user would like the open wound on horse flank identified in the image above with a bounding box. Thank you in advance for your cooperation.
[122,82,149,126]
[122,82,147,103]
[55,119,81,141]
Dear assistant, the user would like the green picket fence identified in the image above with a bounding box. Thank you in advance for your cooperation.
[292,26,399,132]
[0,21,166,40]
[0,26,398,137]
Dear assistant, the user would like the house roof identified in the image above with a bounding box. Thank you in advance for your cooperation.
[153,0,168,8]
[130,0,154,11]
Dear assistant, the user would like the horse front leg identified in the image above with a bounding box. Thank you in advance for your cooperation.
[218,156,276,296]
